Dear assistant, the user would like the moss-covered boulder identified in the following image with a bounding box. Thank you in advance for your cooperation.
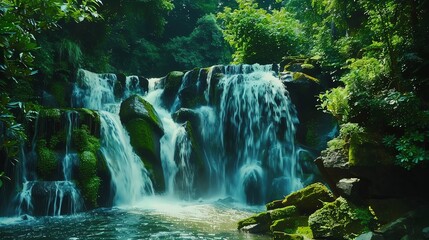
[282,182,335,214]
[36,140,59,180]
[266,199,285,210]
[308,197,376,240]
[270,206,298,221]
[119,95,165,192]
[119,95,163,132]
[161,71,184,109]
[238,211,271,233]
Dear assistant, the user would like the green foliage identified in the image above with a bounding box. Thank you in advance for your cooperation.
[81,176,101,208]
[383,131,429,170]
[326,123,364,152]
[319,87,350,123]
[217,0,307,63]
[167,15,231,69]
[79,151,97,182]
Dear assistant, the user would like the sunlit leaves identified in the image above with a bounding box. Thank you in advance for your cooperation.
[217,0,306,63]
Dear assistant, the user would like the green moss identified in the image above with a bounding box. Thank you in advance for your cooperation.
[266,199,285,210]
[292,72,319,83]
[301,63,314,69]
[79,151,97,180]
[270,206,298,221]
[308,197,375,240]
[296,226,313,238]
[81,176,100,208]
[72,125,100,152]
[282,182,334,213]
[162,71,184,108]
[270,216,310,235]
[125,118,156,157]
[238,211,271,229]
[119,95,163,131]
[39,108,61,120]
[36,140,58,180]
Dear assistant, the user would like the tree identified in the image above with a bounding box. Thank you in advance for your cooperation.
[166,15,231,69]
[217,0,307,64]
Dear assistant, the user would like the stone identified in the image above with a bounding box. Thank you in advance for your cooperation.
[282,182,335,214]
[336,178,367,199]
[308,197,375,240]
[266,200,285,210]
[161,71,184,109]
[238,211,271,233]
[119,95,163,133]
[270,206,298,221]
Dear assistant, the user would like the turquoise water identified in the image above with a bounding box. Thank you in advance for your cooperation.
[0,197,270,240]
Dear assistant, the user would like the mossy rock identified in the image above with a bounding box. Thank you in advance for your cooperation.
[270,216,311,236]
[161,71,184,109]
[282,182,335,214]
[292,72,319,83]
[119,95,163,133]
[348,133,393,166]
[308,197,376,240]
[124,118,164,191]
[36,140,59,180]
[80,176,101,208]
[267,199,285,210]
[238,211,271,231]
[270,206,298,221]
[39,108,62,120]
[125,118,158,161]
[72,125,101,153]
[79,151,97,180]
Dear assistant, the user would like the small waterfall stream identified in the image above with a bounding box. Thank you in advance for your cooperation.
[15,111,83,216]
[72,69,154,205]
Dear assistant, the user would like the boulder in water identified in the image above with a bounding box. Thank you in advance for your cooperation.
[119,95,165,192]
[119,95,163,133]
[281,182,335,214]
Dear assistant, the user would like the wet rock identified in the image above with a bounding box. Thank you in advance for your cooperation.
[336,178,367,200]
[308,197,375,240]
[238,211,271,234]
[270,206,298,221]
[161,71,184,109]
[266,200,285,210]
[282,182,335,214]
[119,95,163,133]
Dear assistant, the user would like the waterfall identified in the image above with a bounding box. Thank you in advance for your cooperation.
[73,69,154,205]
[15,111,83,216]
[145,89,194,199]
[217,65,302,202]
[99,112,154,204]
[141,64,303,204]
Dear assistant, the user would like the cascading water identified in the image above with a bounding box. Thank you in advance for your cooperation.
[145,88,194,199]
[15,111,83,216]
[217,65,303,203]
[142,64,304,204]
[72,69,154,205]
